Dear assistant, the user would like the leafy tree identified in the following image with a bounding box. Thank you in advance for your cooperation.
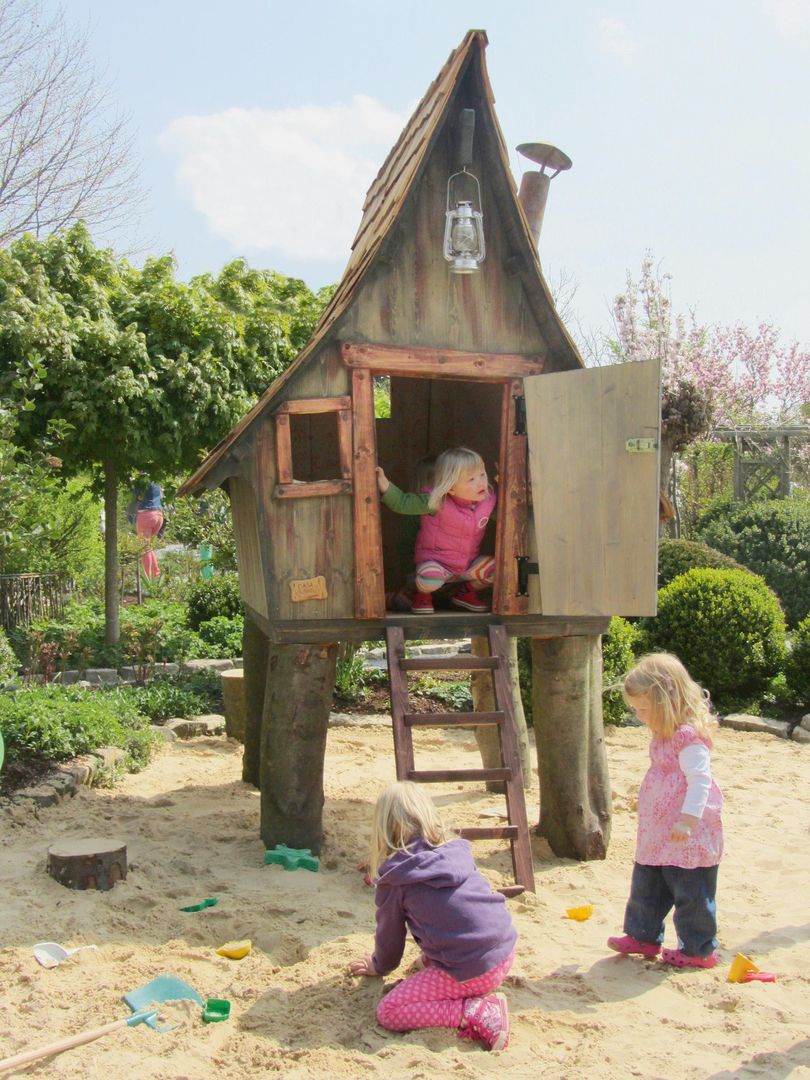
[0,225,328,643]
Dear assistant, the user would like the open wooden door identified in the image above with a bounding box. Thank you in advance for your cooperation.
[523,358,661,617]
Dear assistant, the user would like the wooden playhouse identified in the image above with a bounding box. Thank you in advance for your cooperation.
[180,30,661,884]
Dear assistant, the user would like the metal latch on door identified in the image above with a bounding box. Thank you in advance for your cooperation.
[625,438,657,453]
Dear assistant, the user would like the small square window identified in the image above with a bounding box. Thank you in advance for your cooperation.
[273,397,353,499]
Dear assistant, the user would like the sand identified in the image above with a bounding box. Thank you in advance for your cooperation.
[1,719,810,1079]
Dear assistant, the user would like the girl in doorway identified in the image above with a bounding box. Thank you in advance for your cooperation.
[348,781,517,1051]
[608,652,723,968]
[376,446,496,614]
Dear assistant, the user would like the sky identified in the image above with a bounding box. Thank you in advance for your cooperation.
[51,0,810,349]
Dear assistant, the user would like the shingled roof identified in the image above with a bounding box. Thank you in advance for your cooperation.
[180,29,580,495]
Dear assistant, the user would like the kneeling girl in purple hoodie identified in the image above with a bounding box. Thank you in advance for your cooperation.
[348,781,517,1051]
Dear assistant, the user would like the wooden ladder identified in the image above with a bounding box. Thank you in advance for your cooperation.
[385,623,535,895]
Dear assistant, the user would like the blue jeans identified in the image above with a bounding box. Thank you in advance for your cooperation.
[623,862,718,957]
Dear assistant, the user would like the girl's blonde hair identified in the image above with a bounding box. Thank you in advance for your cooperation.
[427,447,487,513]
[368,781,451,879]
[623,652,717,743]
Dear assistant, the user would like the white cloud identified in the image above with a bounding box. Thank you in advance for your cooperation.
[760,0,810,42]
[595,16,641,62]
[160,95,409,261]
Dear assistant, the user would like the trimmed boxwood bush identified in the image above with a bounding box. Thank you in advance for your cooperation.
[786,615,810,706]
[602,616,641,724]
[186,573,242,632]
[658,538,747,589]
[642,568,787,709]
[0,685,159,768]
[696,498,810,627]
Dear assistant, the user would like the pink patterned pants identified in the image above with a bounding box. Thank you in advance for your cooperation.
[136,510,163,579]
[376,950,514,1032]
[414,555,495,593]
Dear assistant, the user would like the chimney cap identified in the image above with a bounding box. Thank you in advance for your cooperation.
[516,143,572,175]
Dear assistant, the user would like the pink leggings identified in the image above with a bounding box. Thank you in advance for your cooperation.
[414,555,495,594]
[136,510,163,579]
[376,950,514,1032]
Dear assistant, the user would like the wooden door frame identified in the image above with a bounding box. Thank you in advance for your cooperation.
[344,342,543,619]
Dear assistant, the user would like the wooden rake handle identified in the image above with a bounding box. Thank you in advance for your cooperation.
[0,1009,156,1073]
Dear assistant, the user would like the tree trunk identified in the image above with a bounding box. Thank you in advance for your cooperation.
[471,635,532,792]
[103,459,119,645]
[259,642,337,855]
[242,615,269,787]
[532,635,611,860]
[659,435,676,538]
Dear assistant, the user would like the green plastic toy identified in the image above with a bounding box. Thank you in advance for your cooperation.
[202,998,231,1023]
[264,845,319,872]
[179,897,218,912]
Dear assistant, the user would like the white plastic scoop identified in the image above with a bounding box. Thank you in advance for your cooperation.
[33,941,98,968]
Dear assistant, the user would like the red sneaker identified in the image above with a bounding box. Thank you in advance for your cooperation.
[607,934,661,958]
[459,992,509,1051]
[409,590,434,614]
[451,582,489,612]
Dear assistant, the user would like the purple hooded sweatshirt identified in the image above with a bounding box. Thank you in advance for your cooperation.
[371,838,517,983]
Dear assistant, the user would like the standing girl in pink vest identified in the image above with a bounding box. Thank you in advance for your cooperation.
[608,652,723,968]
[376,447,496,614]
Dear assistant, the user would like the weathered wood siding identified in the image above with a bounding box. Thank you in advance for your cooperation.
[229,474,268,619]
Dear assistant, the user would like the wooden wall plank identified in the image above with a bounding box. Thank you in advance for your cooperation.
[493,381,528,615]
[229,475,268,618]
[342,341,544,381]
[352,368,385,618]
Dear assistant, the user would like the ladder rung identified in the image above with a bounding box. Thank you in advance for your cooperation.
[398,656,499,672]
[404,711,505,728]
[459,826,519,841]
[407,768,512,783]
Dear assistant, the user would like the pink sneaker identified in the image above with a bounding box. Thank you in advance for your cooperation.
[660,948,717,969]
[459,992,509,1051]
[409,590,434,614]
[452,582,489,612]
[607,934,661,958]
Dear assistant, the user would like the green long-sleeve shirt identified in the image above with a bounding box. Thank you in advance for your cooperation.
[381,481,435,516]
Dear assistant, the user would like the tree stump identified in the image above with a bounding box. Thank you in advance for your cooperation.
[532,635,611,860]
[220,668,247,743]
[260,642,337,855]
[47,838,127,891]
[242,615,269,787]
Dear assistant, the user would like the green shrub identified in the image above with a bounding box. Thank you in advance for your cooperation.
[602,617,642,724]
[125,675,208,722]
[0,627,17,684]
[186,573,242,631]
[696,498,810,627]
[658,538,747,589]
[0,685,159,768]
[642,568,787,709]
[786,615,810,705]
[196,614,244,659]
[334,645,366,704]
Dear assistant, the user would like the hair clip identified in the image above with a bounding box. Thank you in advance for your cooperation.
[661,675,675,693]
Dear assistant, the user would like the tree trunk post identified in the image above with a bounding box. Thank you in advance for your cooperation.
[471,634,532,791]
[532,634,611,860]
[242,615,269,787]
[103,459,119,646]
[259,642,337,855]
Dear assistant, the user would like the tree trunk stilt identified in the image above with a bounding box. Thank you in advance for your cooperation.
[259,642,337,855]
[241,615,269,787]
[532,635,611,860]
[471,635,532,792]
[103,459,119,646]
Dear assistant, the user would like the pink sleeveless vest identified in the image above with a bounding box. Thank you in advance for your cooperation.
[414,489,496,575]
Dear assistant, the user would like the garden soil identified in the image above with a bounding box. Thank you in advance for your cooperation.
[1,722,809,1079]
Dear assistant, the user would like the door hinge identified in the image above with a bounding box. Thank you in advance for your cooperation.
[516,555,539,596]
[625,437,657,453]
[513,395,527,436]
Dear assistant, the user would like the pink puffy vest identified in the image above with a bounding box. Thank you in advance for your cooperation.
[414,488,496,575]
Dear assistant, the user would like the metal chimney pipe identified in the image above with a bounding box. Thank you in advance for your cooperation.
[516,143,572,247]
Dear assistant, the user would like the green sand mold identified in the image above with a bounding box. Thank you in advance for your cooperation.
[264,845,319,872]
[202,998,231,1023]
[179,897,218,912]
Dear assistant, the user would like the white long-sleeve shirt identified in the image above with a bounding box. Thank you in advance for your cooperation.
[678,742,713,818]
